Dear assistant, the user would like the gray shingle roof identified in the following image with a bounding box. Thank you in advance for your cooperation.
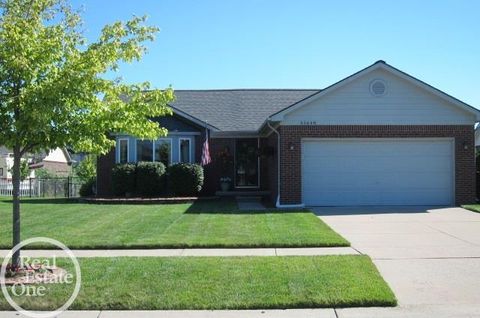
[169,89,320,132]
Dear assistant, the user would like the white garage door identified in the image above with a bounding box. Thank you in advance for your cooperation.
[302,139,454,206]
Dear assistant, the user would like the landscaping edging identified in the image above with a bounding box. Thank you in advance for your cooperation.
[80,196,219,204]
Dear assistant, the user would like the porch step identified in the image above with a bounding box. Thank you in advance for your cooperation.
[215,191,270,197]
[236,196,262,202]
[235,195,266,210]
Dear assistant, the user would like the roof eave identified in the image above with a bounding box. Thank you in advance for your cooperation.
[210,130,260,138]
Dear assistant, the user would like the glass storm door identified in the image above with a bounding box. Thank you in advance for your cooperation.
[235,139,259,187]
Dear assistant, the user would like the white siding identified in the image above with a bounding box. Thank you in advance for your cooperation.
[302,138,454,206]
[44,148,68,163]
[283,69,476,125]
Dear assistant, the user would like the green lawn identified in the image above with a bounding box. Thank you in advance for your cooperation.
[461,204,480,213]
[0,255,396,310]
[0,198,349,248]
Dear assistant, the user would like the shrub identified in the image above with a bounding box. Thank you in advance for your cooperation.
[35,168,58,179]
[79,178,96,197]
[135,161,166,196]
[74,154,97,184]
[168,163,204,196]
[111,163,136,196]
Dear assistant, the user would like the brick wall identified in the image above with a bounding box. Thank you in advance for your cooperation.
[261,133,278,203]
[280,125,475,206]
[39,161,72,176]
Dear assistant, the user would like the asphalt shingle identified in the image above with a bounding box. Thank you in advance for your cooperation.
[169,89,319,132]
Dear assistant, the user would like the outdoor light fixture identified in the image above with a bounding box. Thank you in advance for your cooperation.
[464,142,469,150]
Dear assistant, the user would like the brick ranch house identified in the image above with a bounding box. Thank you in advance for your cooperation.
[97,61,480,207]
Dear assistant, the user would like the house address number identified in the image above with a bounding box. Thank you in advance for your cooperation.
[300,121,317,125]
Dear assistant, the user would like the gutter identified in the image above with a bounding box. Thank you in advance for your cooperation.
[266,118,305,209]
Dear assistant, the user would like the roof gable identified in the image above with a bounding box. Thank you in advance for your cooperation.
[270,61,480,123]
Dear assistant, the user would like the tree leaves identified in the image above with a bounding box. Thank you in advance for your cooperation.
[0,0,174,155]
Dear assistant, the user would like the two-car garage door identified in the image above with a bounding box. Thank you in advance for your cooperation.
[302,139,454,206]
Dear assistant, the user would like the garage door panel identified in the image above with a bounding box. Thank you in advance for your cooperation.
[302,139,454,206]
[305,143,451,158]
[305,177,452,190]
[305,170,452,186]
[306,189,452,206]
[304,159,450,174]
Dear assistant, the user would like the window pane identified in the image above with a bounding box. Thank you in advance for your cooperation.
[155,140,171,166]
[180,139,190,163]
[136,140,153,162]
[119,140,128,163]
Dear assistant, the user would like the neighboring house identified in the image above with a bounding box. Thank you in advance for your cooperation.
[29,148,73,177]
[0,146,35,179]
[67,149,88,166]
[97,61,480,206]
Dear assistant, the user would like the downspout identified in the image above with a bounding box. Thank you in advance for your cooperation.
[266,119,305,209]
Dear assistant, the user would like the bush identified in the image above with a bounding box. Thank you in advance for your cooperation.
[79,178,96,197]
[35,168,58,179]
[74,154,97,184]
[135,161,166,196]
[168,163,204,196]
[111,163,136,196]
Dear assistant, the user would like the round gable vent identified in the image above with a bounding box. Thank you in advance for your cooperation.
[370,79,387,97]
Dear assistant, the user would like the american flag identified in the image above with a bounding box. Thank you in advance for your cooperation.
[201,129,211,166]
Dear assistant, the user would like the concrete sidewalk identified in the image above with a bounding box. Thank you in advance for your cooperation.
[2,305,480,317]
[0,309,336,318]
[0,247,358,258]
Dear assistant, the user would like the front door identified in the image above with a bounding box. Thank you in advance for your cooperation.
[235,139,259,188]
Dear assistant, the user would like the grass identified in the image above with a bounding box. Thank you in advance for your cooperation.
[461,204,480,213]
[0,255,396,310]
[0,198,349,248]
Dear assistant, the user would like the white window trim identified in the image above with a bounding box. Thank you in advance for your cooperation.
[178,137,192,163]
[117,138,129,163]
[153,138,173,165]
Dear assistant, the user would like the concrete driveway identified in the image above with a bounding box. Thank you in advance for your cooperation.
[313,206,480,317]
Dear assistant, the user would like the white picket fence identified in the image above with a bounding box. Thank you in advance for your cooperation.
[0,179,38,197]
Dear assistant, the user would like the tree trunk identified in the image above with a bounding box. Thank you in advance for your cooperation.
[12,145,21,267]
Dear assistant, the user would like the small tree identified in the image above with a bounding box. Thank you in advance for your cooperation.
[9,160,30,181]
[74,154,97,184]
[35,168,58,179]
[0,0,174,266]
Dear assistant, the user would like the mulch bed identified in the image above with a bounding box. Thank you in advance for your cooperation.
[2,266,67,285]
[80,196,219,204]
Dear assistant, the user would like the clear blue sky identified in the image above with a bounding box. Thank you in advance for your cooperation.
[71,0,480,107]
